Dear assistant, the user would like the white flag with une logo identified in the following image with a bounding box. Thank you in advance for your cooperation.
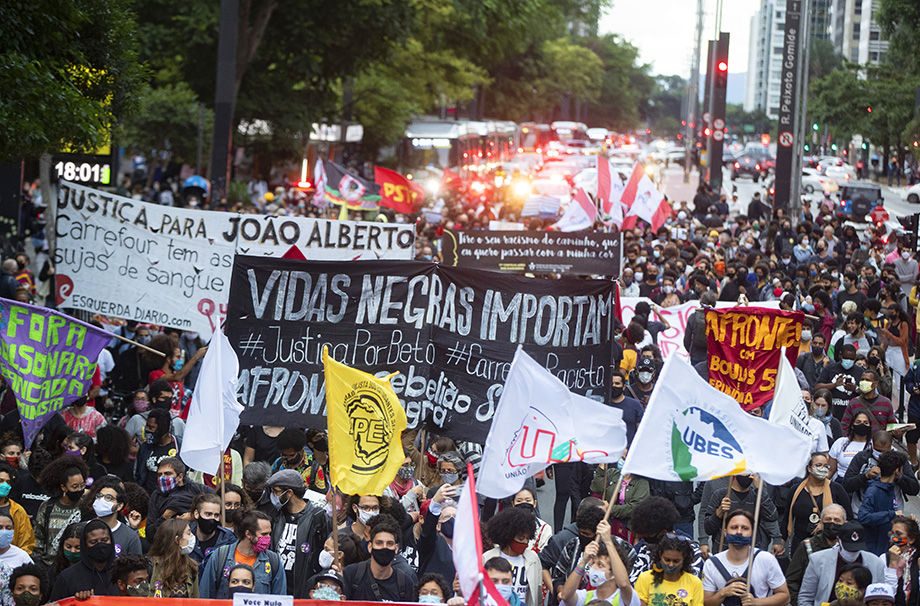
[622,355,811,486]
[477,348,627,499]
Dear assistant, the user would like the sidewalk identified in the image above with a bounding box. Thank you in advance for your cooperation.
[660,166,700,204]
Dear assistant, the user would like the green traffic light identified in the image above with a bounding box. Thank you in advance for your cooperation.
[812,124,818,131]
[831,144,838,150]
[862,143,868,149]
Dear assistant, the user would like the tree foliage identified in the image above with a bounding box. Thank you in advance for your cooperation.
[876,0,920,77]
[0,0,145,159]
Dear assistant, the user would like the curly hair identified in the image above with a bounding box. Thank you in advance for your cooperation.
[629,496,678,537]
[123,482,149,519]
[486,506,536,548]
[111,553,151,584]
[416,572,451,601]
[651,536,694,586]
[367,513,402,546]
[141,335,174,368]
[38,454,89,496]
[96,425,132,467]
[9,563,47,600]
[575,503,606,533]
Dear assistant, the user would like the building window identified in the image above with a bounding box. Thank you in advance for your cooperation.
[869,51,878,61]
[855,0,862,14]
[850,48,859,61]
[853,23,860,39]
[774,46,783,55]
[869,30,880,41]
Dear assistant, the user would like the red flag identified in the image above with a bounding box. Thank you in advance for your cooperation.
[441,168,462,191]
[619,162,645,209]
[375,166,424,214]
[614,281,622,325]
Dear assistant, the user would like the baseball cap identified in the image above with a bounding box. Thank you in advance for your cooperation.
[839,521,867,552]
[636,358,656,373]
[309,570,345,592]
[266,469,304,489]
[864,583,895,604]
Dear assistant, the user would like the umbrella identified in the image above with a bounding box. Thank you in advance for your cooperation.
[182,175,210,193]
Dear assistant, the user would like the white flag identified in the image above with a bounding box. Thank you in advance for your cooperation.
[454,469,510,606]
[180,327,244,474]
[768,351,816,445]
[477,348,627,499]
[622,354,811,486]
[552,188,597,232]
[312,159,327,208]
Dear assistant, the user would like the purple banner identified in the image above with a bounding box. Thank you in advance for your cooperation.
[0,299,112,446]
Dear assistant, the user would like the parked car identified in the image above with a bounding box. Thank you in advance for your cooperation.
[903,183,920,204]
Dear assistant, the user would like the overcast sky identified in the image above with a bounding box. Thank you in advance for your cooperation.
[599,0,760,77]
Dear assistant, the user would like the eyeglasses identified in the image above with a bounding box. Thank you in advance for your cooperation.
[357,505,380,513]
[95,493,118,503]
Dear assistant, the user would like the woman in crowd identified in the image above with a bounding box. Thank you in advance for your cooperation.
[148,518,200,597]
[95,425,135,483]
[484,506,542,606]
[510,488,553,553]
[34,456,88,567]
[635,535,702,606]
[46,522,84,590]
[62,432,107,482]
[812,389,843,444]
[830,563,872,603]
[828,411,873,479]
[228,564,256,596]
[416,572,451,604]
[786,453,852,555]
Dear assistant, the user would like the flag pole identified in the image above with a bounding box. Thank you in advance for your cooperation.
[744,478,764,593]
[603,474,625,522]
[717,475,733,553]
[331,483,341,570]
[109,331,167,357]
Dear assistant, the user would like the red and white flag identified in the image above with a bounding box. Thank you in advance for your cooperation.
[620,164,670,232]
[312,159,327,209]
[552,188,596,232]
[453,464,510,606]
[596,157,625,227]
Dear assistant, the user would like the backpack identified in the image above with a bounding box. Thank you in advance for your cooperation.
[708,550,762,606]
[691,310,708,350]
[351,560,415,601]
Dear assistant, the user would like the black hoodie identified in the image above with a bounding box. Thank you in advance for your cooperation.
[49,519,119,600]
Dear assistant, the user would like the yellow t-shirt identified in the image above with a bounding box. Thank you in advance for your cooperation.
[635,570,704,606]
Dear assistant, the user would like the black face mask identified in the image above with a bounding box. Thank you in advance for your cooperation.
[66,488,85,503]
[515,502,535,515]
[823,522,842,539]
[578,534,594,549]
[735,475,754,489]
[247,489,264,503]
[197,517,220,535]
[86,542,114,563]
[440,518,455,539]
[853,424,871,437]
[313,437,328,452]
[371,547,396,567]
[228,587,253,596]
[610,386,624,399]
[152,397,172,410]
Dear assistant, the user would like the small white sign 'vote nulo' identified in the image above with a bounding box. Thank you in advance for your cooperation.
[233,594,293,606]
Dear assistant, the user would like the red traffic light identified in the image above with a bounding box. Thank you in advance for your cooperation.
[704,128,712,136]
[718,61,728,72]
[867,107,872,113]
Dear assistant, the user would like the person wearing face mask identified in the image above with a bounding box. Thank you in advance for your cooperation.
[60,395,106,440]
[384,457,425,518]
[124,389,185,446]
[33,457,88,567]
[635,535,702,606]
[785,504,847,605]
[89,478,142,556]
[590,447,650,540]
[798,333,831,391]
[484,557,525,606]
[112,552,151,597]
[350,495,382,542]
[431,452,465,496]
[266,469,329,596]
[343,513,417,601]
[417,483,457,587]
[147,343,208,419]
[484,506,542,606]
[187,493,235,574]
[702,510,789,606]
[857,450,909,555]
[401,431,456,489]
[816,345,864,419]
[109,325,153,393]
[639,266,660,299]
[786,453,853,556]
[798,522,886,606]
[49,519,119,599]
[621,268,640,298]
[0,462,33,556]
[837,272,868,315]
[308,569,346,601]
[0,512,30,568]
[510,488,552,553]
[201,510,286,597]
[627,358,659,409]
[135,408,181,495]
[560,520,636,606]
[703,474,784,555]
[9,563,47,606]
[841,370,897,436]
[829,412,874,480]
[146,457,212,541]
[893,246,918,298]
[609,371,643,443]
[147,518,200,597]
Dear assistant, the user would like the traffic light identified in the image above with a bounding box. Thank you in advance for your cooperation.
[812,123,818,131]
[898,214,919,251]
[716,60,728,88]
[862,142,868,150]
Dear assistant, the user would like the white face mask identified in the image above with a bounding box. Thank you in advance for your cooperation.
[180,534,196,555]
[319,549,335,569]
[587,568,608,587]
[93,499,117,518]
[638,371,654,384]
[496,585,515,601]
[357,509,378,525]
[838,544,860,562]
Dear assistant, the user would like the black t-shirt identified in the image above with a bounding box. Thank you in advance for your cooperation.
[199,530,220,557]
[10,471,50,518]
[143,441,178,494]
[343,562,416,602]
[816,362,863,417]
[245,426,280,464]
[276,513,299,588]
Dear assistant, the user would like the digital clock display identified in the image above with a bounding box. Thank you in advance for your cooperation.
[54,160,111,185]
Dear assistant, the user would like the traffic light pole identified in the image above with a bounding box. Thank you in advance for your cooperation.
[790,0,811,220]
[773,0,804,214]
[706,32,730,194]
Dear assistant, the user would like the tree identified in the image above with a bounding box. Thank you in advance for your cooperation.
[118,83,213,185]
[809,39,843,82]
[582,34,653,130]
[0,0,145,159]
[876,0,920,77]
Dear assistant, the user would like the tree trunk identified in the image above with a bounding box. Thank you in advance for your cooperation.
[39,154,54,252]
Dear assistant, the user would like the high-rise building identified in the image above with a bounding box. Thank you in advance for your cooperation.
[743,0,785,118]
[829,0,889,64]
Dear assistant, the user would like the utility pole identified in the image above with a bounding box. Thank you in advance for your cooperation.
[707,33,730,194]
[208,0,238,206]
[790,0,812,220]
[773,0,805,215]
[684,0,705,183]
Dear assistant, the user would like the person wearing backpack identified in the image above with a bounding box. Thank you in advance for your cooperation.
[702,509,789,606]
[683,292,716,366]
[199,510,286,597]
[343,513,417,601]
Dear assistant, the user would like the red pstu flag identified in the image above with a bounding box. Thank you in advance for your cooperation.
[374,166,425,214]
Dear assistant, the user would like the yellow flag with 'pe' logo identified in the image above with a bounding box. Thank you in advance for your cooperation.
[323,347,407,496]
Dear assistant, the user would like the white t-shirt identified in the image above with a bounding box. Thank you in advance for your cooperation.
[807,417,829,453]
[829,437,869,479]
[0,545,32,568]
[702,550,786,599]
[501,553,528,604]
[573,586,641,606]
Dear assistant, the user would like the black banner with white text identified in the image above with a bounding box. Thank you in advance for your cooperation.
[225,257,615,442]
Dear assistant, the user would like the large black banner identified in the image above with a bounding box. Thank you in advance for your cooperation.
[226,256,615,443]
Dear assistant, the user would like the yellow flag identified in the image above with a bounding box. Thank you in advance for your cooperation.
[323,347,407,496]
